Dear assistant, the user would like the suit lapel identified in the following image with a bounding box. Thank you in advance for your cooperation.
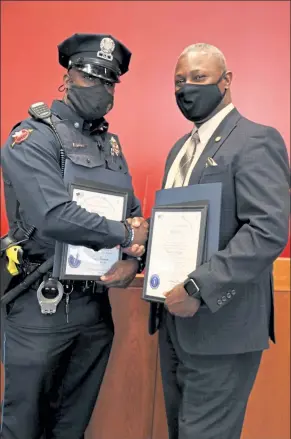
[162,133,190,188]
[189,108,242,185]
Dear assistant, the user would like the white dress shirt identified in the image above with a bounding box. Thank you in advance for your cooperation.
[165,103,235,189]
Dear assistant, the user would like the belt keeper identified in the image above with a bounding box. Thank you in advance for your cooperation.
[84,280,94,292]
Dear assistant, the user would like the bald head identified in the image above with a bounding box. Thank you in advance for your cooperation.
[180,43,227,73]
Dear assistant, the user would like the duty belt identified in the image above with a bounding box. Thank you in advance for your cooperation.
[26,261,106,295]
[39,278,105,295]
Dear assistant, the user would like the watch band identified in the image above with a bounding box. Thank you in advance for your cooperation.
[120,221,134,248]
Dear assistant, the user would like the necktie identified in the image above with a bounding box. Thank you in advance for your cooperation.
[172,130,200,188]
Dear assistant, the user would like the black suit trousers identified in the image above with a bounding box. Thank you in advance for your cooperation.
[159,310,262,439]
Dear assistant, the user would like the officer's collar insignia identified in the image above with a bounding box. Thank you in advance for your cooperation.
[110,136,120,156]
[11,128,33,147]
[97,38,115,62]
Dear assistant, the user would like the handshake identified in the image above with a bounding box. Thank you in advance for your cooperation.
[121,217,149,258]
[100,217,148,288]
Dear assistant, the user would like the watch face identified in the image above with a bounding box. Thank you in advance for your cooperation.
[184,280,194,296]
[185,279,199,297]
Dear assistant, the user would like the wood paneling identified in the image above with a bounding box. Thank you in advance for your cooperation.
[151,352,168,439]
[241,290,290,439]
[273,257,290,292]
[85,281,158,439]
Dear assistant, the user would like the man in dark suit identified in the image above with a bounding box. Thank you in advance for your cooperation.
[147,43,289,439]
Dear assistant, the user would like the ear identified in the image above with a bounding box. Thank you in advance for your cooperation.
[63,73,72,88]
[224,71,233,89]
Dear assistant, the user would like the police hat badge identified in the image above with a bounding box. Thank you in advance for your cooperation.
[97,37,115,62]
[110,136,120,156]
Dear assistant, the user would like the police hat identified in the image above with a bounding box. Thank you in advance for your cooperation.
[58,33,131,83]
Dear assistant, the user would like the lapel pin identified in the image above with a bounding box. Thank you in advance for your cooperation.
[215,136,222,142]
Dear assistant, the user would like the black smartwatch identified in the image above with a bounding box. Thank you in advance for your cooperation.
[183,278,201,300]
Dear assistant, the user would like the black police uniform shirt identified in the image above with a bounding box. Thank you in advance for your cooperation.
[1,100,141,260]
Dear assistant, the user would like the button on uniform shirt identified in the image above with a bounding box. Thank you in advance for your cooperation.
[165,103,235,189]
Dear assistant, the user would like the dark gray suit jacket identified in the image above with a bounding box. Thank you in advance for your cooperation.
[149,108,289,355]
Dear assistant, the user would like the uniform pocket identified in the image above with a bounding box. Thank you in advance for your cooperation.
[106,157,129,174]
[66,153,105,169]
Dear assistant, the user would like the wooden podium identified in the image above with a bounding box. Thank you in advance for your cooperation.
[85,258,290,439]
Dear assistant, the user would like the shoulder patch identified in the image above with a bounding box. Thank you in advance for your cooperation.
[11,128,33,147]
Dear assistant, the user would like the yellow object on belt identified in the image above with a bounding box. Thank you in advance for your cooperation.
[6,245,23,276]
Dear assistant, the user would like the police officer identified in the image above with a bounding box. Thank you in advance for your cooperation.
[1,33,148,439]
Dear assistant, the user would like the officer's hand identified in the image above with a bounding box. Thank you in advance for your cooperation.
[100,260,139,288]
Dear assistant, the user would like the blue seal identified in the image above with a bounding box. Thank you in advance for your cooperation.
[68,254,81,269]
[150,274,160,289]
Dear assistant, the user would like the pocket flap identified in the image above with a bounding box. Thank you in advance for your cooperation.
[67,153,105,169]
[106,158,129,173]
[202,164,228,177]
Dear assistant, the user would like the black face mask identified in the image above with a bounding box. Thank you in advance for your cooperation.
[67,82,114,121]
[175,72,227,123]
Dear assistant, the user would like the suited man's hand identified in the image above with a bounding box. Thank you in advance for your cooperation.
[126,217,148,228]
[121,244,145,258]
[100,260,139,288]
[164,283,201,317]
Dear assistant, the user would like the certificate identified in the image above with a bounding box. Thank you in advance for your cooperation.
[155,183,222,262]
[59,182,128,281]
[143,203,208,302]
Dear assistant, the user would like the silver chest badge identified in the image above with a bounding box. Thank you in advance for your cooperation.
[110,136,120,156]
[97,37,115,62]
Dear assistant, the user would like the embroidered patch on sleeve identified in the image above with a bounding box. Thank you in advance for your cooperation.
[11,129,33,147]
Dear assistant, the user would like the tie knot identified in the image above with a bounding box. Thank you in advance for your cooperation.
[191,130,200,144]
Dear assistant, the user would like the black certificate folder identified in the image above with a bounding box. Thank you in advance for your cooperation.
[155,182,222,261]
[142,183,222,303]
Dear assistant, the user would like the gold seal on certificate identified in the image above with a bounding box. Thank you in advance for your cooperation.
[143,203,208,302]
[59,182,128,281]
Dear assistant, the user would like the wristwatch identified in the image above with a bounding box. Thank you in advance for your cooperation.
[120,220,134,248]
[183,278,202,300]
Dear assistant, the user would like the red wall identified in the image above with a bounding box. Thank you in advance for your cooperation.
[1,1,290,256]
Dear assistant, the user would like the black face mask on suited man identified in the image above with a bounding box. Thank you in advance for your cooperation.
[175,72,227,123]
